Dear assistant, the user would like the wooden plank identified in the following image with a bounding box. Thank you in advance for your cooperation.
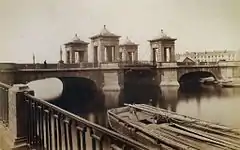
[128,104,240,134]
[108,111,195,150]
[111,105,240,149]
[169,123,240,149]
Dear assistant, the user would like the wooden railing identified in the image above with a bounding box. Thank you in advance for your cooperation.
[0,82,11,127]
[24,93,148,150]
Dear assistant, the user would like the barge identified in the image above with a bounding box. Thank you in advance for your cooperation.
[107,104,240,150]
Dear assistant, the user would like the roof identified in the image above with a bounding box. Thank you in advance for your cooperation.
[149,29,177,42]
[90,25,121,39]
[64,34,89,45]
[178,56,195,62]
[120,37,138,46]
[183,57,195,63]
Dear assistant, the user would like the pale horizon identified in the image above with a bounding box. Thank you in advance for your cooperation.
[0,0,239,63]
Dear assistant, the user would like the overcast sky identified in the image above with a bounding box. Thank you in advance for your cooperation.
[0,0,239,63]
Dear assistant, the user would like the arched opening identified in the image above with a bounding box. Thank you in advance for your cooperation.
[27,77,105,115]
[179,71,216,90]
[123,69,159,105]
[124,69,157,86]
[53,77,105,114]
[122,69,161,106]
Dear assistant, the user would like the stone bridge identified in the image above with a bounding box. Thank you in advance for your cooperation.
[0,61,240,91]
[0,62,158,91]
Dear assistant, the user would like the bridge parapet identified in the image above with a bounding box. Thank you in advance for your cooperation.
[16,63,58,69]
[100,62,119,69]
[118,61,155,67]
[15,63,100,70]
[218,61,240,67]
[0,63,17,71]
[177,62,196,66]
[158,62,178,67]
[13,61,157,70]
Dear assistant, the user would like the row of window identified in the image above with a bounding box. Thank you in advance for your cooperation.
[197,58,234,62]
[193,55,235,59]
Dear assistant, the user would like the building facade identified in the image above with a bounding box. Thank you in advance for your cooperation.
[176,50,238,62]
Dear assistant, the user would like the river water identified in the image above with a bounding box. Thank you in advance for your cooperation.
[55,85,240,129]
[46,84,240,149]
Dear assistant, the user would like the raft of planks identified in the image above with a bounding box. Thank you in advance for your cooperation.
[107,104,240,150]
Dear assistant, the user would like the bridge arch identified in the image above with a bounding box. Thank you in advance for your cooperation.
[58,76,98,92]
[124,69,158,86]
[55,77,101,112]
[178,71,217,85]
[15,70,103,89]
[27,76,105,114]
[27,76,99,99]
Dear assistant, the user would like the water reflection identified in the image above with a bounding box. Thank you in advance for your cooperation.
[176,86,240,128]
[54,85,240,128]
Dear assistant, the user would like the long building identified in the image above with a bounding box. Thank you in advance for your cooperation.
[176,50,238,62]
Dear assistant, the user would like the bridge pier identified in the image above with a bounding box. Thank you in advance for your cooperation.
[101,63,121,91]
[160,86,179,112]
[0,84,33,150]
[102,71,121,91]
[219,61,240,86]
[104,91,121,108]
[159,63,179,86]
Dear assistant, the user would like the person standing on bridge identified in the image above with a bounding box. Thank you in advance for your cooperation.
[44,60,47,69]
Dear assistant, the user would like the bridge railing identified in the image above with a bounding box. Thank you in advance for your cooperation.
[0,82,11,127]
[24,93,148,150]
[16,61,157,70]
[59,62,100,69]
[177,62,196,66]
[16,63,58,69]
[118,61,156,67]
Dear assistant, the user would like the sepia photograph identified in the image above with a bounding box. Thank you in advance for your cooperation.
[0,0,240,149]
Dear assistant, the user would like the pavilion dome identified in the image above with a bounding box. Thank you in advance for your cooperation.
[65,34,89,45]
[150,29,176,41]
[159,29,172,39]
[90,25,120,39]
[72,34,81,42]
[120,37,138,46]
[99,25,117,36]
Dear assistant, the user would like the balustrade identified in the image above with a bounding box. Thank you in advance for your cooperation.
[0,82,11,126]
[24,93,148,150]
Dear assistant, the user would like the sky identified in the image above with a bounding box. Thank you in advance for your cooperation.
[0,0,239,63]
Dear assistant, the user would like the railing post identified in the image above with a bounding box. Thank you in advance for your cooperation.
[2,84,33,150]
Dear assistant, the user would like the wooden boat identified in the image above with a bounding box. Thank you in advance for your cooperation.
[107,104,240,150]
[218,79,235,88]
[199,77,215,85]
[222,82,234,88]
